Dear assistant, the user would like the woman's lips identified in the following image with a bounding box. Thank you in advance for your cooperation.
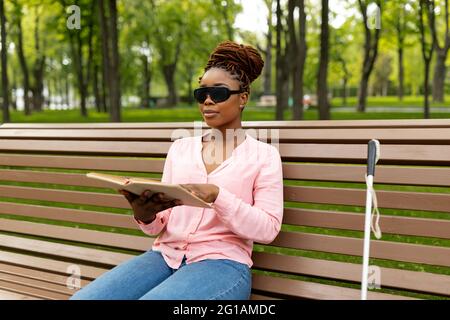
[203,111,219,118]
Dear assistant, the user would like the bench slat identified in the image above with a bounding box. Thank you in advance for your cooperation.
[0,280,70,300]
[273,232,450,267]
[0,169,160,189]
[285,186,450,213]
[1,128,450,143]
[2,141,450,164]
[283,164,450,187]
[0,250,106,280]
[0,154,165,172]
[0,218,152,251]
[283,208,450,239]
[2,119,450,129]
[0,140,170,156]
[0,272,78,296]
[0,262,91,288]
[0,288,41,300]
[279,144,450,164]
[251,274,417,300]
[0,234,132,267]
[3,165,450,189]
[0,202,138,229]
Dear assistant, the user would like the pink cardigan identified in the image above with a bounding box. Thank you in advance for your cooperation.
[136,129,284,269]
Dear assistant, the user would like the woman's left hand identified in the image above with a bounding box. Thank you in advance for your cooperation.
[180,184,220,203]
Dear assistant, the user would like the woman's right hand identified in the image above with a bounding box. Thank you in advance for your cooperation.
[119,189,182,224]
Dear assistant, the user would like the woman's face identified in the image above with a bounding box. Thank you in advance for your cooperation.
[197,67,248,129]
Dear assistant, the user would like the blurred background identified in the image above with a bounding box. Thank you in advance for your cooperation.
[0,0,449,123]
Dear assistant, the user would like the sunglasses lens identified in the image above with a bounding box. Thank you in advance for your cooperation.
[193,88,208,103]
[210,87,229,102]
[193,87,230,103]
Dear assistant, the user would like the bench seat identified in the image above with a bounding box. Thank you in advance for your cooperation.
[0,119,449,300]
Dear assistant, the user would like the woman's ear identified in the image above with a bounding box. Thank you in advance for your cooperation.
[239,92,249,107]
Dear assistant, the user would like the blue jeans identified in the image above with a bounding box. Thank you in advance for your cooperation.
[70,250,252,300]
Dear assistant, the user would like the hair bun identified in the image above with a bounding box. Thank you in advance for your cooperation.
[204,40,264,92]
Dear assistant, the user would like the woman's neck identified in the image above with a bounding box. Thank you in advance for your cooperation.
[204,126,246,146]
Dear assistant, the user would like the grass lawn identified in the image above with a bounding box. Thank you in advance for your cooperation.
[2,95,450,123]
[2,107,450,123]
[330,95,450,108]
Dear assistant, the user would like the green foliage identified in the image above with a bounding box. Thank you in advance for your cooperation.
[2,0,450,117]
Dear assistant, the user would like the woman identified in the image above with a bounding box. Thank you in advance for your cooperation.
[70,41,284,300]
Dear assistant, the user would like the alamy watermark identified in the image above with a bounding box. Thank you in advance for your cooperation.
[66,264,81,290]
[66,5,81,30]
[367,3,381,30]
[367,265,381,290]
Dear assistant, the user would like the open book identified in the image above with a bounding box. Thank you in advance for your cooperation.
[86,172,213,208]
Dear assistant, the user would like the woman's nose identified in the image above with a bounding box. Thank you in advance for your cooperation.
[204,94,215,105]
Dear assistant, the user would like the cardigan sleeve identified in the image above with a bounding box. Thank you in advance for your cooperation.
[211,145,284,244]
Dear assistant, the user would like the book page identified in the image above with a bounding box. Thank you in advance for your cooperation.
[86,172,213,208]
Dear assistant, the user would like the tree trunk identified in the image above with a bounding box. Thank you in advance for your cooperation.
[73,30,87,117]
[15,4,30,115]
[108,0,121,122]
[294,0,307,120]
[275,0,288,120]
[342,77,348,106]
[287,0,300,120]
[263,0,273,95]
[0,0,9,122]
[288,0,306,120]
[98,0,110,114]
[432,50,447,102]
[398,46,404,101]
[32,11,45,112]
[65,75,70,107]
[140,54,150,108]
[317,0,330,120]
[161,35,181,108]
[46,79,51,108]
[430,0,449,103]
[424,61,431,119]
[11,73,17,110]
[93,64,102,112]
[357,0,381,112]
[162,63,177,107]
[419,0,435,119]
[32,59,45,112]
[358,73,369,111]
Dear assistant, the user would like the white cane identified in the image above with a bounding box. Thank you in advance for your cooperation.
[361,139,382,300]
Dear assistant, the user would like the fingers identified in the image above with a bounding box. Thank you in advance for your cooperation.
[154,199,183,212]
[120,189,180,209]
[119,189,138,203]
[137,190,151,204]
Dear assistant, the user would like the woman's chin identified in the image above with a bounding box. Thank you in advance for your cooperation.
[203,116,221,125]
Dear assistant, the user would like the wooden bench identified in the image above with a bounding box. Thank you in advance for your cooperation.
[0,119,449,300]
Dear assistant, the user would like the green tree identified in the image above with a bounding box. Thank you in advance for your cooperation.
[0,0,9,122]
[357,0,382,112]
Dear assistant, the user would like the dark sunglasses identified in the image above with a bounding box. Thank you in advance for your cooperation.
[193,86,243,104]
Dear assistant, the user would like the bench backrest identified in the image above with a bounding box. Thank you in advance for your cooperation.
[0,119,449,300]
